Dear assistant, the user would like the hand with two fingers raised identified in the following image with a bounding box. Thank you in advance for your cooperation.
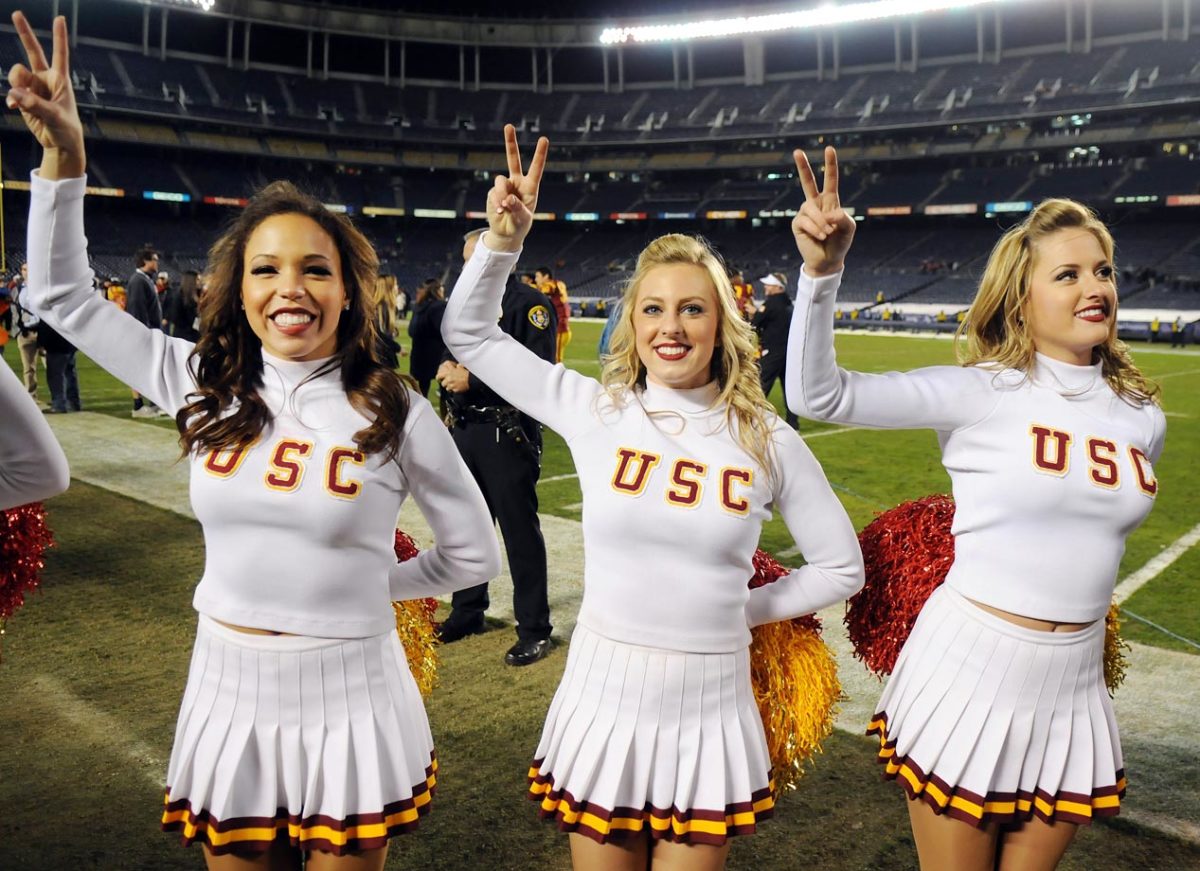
[6,12,85,180]
[792,146,856,278]
[484,123,549,254]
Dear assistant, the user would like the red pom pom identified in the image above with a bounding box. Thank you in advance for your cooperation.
[393,530,437,621]
[847,495,955,676]
[394,529,421,564]
[749,547,821,634]
[0,502,55,623]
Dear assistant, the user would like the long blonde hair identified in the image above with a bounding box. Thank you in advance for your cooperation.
[956,198,1159,404]
[602,234,779,476]
[373,274,399,338]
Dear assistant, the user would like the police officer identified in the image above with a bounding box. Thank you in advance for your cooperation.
[436,227,557,666]
[751,271,799,429]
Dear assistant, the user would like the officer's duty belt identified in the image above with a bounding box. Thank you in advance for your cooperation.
[453,404,520,425]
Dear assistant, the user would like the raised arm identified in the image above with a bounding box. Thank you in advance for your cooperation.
[389,396,501,600]
[441,125,600,441]
[9,13,195,412]
[0,362,69,509]
[745,430,864,627]
[784,146,994,431]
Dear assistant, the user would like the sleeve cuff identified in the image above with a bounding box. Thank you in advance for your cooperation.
[30,170,88,202]
[795,266,844,299]
[477,234,523,265]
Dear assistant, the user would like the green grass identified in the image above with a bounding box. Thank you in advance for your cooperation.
[2,333,1198,868]
[1,481,1197,869]
[6,326,1198,654]
[548,327,1200,654]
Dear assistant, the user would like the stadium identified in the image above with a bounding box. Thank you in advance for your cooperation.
[0,0,1197,868]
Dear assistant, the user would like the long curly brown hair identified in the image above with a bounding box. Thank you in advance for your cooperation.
[178,181,412,461]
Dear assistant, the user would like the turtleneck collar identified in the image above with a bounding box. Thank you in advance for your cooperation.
[1031,352,1104,397]
[640,379,722,414]
[261,349,340,387]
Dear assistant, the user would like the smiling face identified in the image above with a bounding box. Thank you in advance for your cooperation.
[240,213,347,361]
[631,263,721,390]
[1024,228,1116,366]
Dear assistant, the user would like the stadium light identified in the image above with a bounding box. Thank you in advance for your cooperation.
[157,0,217,12]
[599,0,1031,45]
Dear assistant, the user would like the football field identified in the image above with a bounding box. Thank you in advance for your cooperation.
[1,324,1197,870]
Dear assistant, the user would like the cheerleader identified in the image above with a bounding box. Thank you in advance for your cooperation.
[786,147,1164,871]
[8,14,500,869]
[1,361,69,509]
[441,126,864,870]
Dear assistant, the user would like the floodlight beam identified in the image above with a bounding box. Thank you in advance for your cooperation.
[598,0,1032,46]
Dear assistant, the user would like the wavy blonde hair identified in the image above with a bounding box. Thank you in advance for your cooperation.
[601,234,779,477]
[956,198,1159,405]
[373,273,399,338]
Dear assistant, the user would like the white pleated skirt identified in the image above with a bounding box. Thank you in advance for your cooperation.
[528,624,775,845]
[868,585,1123,828]
[161,616,437,856]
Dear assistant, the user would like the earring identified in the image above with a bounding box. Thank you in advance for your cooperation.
[342,300,350,311]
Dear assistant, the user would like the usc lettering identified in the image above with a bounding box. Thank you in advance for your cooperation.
[1030,425,1072,476]
[1086,438,1119,489]
[611,448,661,496]
[610,448,754,515]
[1128,448,1158,496]
[265,439,314,492]
[1028,425,1157,496]
[665,460,707,508]
[720,468,754,516]
[326,447,366,499]
[203,438,367,501]
[203,442,256,478]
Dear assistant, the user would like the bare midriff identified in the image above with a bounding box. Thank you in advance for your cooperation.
[215,619,295,636]
[966,598,1094,633]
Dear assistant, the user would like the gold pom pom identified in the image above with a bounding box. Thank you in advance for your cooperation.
[750,619,842,791]
[393,599,440,698]
[1103,600,1129,695]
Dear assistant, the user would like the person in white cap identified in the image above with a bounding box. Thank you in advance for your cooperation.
[751,271,799,428]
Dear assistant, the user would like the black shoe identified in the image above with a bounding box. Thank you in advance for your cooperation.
[437,616,485,644]
[504,638,552,667]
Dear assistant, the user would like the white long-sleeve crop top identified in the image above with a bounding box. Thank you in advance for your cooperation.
[0,362,70,510]
[25,173,500,637]
[442,238,864,654]
[786,268,1165,623]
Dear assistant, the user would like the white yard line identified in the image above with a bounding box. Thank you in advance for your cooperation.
[1114,522,1200,604]
[1156,368,1200,380]
[802,425,860,439]
[28,674,167,789]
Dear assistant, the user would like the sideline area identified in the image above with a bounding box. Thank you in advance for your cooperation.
[42,409,1200,843]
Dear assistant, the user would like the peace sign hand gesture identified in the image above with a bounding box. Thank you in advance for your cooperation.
[485,124,550,254]
[792,146,855,277]
[6,13,85,180]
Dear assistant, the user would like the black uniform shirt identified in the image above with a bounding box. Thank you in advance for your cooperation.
[751,292,794,356]
[450,274,558,408]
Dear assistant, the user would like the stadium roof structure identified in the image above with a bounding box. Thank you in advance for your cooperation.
[220,0,811,19]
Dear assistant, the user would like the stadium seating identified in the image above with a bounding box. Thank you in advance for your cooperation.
[5,28,1189,145]
[1,7,1198,316]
